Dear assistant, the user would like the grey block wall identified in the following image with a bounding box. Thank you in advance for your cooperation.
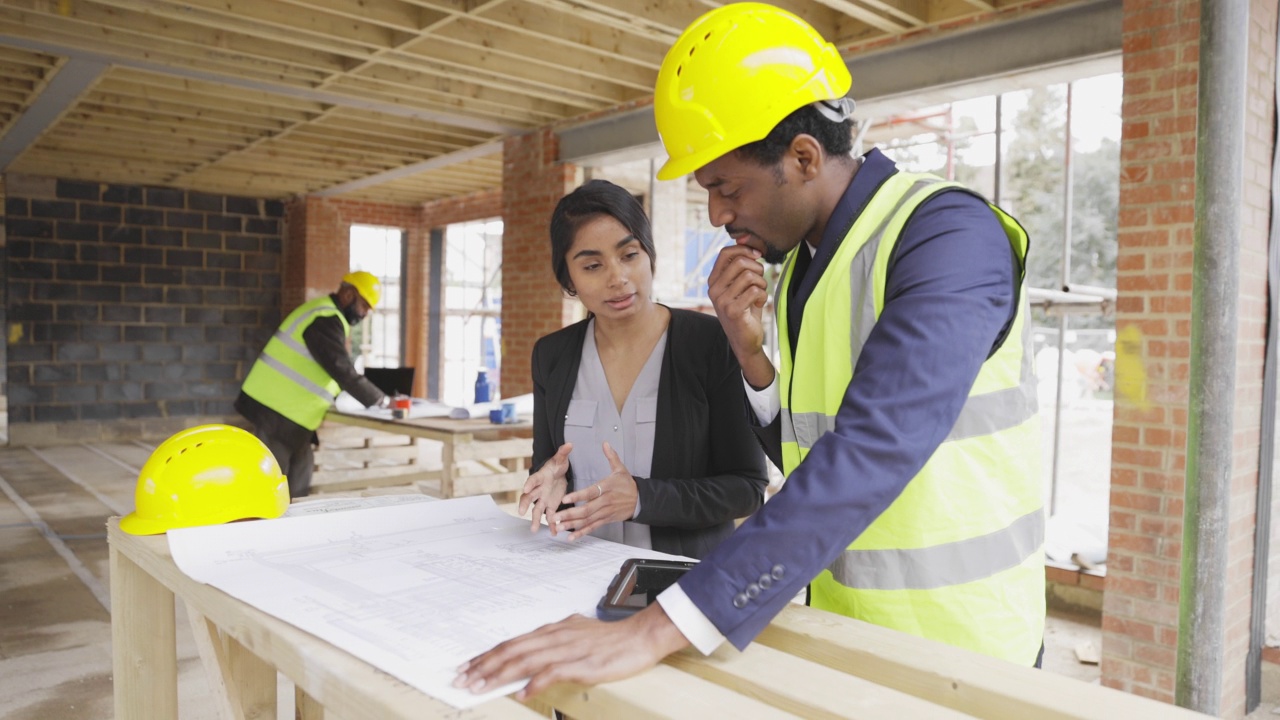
[3,175,283,444]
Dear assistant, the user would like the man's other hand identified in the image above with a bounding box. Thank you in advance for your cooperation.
[452,602,689,700]
[708,244,775,388]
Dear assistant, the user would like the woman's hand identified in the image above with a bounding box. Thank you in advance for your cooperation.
[518,443,572,533]
[553,442,639,540]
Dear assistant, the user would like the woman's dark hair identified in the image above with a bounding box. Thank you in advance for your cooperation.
[734,104,854,169]
[549,179,656,295]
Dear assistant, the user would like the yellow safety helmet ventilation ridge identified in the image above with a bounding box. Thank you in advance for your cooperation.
[343,270,382,308]
[120,424,290,535]
[654,2,852,180]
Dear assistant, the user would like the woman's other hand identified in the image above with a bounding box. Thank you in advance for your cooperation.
[518,442,572,533]
[553,441,639,540]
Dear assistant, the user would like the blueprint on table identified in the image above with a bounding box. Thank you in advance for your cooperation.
[167,495,682,708]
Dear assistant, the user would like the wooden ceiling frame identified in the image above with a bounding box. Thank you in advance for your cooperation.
[0,0,1064,205]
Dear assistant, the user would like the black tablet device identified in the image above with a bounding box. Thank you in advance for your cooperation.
[596,558,697,621]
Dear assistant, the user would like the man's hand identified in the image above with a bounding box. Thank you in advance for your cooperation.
[453,602,689,700]
[553,442,639,540]
[518,443,573,533]
[707,245,775,388]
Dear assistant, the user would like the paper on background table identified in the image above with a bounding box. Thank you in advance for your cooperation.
[333,393,535,421]
[446,393,534,420]
[334,392,456,419]
[167,495,683,709]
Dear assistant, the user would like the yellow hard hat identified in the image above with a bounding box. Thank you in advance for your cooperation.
[120,424,289,536]
[342,270,382,307]
[654,3,852,180]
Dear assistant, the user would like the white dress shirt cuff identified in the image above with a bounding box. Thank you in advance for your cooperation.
[743,373,781,427]
[656,583,726,656]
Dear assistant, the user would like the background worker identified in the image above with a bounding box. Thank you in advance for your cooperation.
[455,2,1044,698]
[236,271,391,498]
[519,179,767,559]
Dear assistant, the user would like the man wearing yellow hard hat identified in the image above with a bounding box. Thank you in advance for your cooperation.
[456,2,1043,698]
[235,271,391,497]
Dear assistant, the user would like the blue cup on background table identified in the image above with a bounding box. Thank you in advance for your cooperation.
[488,408,504,424]
[501,402,517,424]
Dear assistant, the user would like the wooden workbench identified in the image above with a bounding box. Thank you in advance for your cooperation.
[109,518,1207,720]
[315,409,533,499]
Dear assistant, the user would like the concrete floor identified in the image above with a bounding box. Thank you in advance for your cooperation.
[0,441,1111,719]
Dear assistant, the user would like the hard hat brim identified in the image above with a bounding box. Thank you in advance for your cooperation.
[120,512,173,536]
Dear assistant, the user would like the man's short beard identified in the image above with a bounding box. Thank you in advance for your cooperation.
[340,301,364,325]
[761,242,788,265]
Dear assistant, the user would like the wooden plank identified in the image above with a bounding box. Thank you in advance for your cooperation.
[452,438,532,462]
[450,470,526,498]
[538,665,794,719]
[228,633,277,719]
[314,444,421,466]
[110,542,178,720]
[185,606,241,720]
[107,520,543,720]
[186,603,277,720]
[758,604,1208,720]
[665,643,972,719]
[297,687,325,719]
[310,468,441,488]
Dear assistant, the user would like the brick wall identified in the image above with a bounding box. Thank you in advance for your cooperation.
[283,196,427,394]
[501,130,580,398]
[1233,1,1277,713]
[1104,1,1276,714]
[3,174,282,444]
[282,196,423,307]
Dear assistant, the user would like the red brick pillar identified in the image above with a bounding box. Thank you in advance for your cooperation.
[281,196,354,309]
[1104,1,1276,714]
[281,195,424,376]
[501,130,580,397]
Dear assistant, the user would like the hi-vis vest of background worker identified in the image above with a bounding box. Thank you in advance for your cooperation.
[776,170,1045,665]
[241,296,350,431]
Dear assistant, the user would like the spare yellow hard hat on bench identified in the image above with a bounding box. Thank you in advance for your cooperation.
[120,424,289,535]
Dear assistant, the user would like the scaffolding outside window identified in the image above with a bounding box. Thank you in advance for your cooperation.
[873,73,1122,570]
[443,218,503,407]
[349,224,404,370]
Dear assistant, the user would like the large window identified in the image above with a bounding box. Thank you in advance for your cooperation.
[874,72,1122,564]
[442,218,503,407]
[349,224,403,369]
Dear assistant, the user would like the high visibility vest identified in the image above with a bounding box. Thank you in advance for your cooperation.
[241,296,350,431]
[776,171,1045,665]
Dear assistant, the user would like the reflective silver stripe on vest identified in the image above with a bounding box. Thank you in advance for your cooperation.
[828,506,1044,591]
[257,352,337,404]
[947,313,1039,441]
[784,177,1038,451]
[787,317,1037,451]
[847,178,940,363]
[777,249,800,447]
[271,329,316,362]
[781,179,937,449]
[283,303,340,335]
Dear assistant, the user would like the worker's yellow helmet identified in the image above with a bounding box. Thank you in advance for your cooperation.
[342,270,382,308]
[654,3,852,180]
[120,424,289,536]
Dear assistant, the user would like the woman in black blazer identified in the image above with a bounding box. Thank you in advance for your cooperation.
[519,180,768,560]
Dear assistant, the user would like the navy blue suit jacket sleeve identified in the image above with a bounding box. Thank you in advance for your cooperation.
[678,189,1019,648]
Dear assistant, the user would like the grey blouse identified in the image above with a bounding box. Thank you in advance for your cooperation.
[563,317,667,550]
